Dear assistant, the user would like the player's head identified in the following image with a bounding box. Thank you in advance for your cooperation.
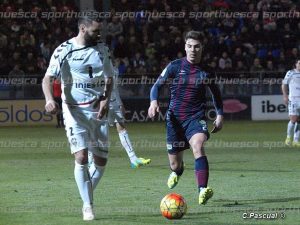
[184,31,203,64]
[295,59,300,71]
[78,10,101,45]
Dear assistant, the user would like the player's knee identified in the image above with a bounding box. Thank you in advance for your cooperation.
[190,142,204,152]
[290,116,298,123]
[74,150,88,164]
[116,123,126,132]
[94,156,107,166]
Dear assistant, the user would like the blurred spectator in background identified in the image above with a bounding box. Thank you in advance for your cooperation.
[1,0,300,88]
[250,58,264,73]
[8,64,25,99]
[131,52,146,69]
[8,64,25,77]
[0,52,9,75]
[23,52,37,74]
[218,51,232,71]
[114,35,127,59]
[107,16,124,40]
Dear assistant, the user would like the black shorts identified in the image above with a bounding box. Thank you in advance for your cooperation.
[166,113,209,154]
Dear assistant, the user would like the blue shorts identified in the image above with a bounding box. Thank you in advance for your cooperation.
[166,113,209,154]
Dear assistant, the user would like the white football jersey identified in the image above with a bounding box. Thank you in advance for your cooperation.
[282,69,300,100]
[46,37,113,105]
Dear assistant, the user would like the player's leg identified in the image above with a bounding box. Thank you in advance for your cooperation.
[189,133,213,204]
[74,149,94,221]
[286,101,297,146]
[166,115,188,189]
[108,107,138,164]
[116,122,151,168]
[89,154,107,190]
[292,115,300,147]
[186,118,213,204]
[63,104,94,220]
[74,149,93,210]
[292,104,300,146]
[88,121,109,191]
[167,151,184,189]
[287,115,297,146]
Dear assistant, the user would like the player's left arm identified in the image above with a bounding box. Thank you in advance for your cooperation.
[98,47,114,120]
[207,79,224,133]
[113,79,126,114]
[148,65,172,118]
[281,70,290,105]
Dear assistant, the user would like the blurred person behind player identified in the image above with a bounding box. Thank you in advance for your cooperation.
[53,78,64,128]
[148,30,224,205]
[89,65,151,168]
[42,12,113,221]
[282,59,300,147]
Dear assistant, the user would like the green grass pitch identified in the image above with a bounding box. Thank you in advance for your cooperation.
[0,121,299,225]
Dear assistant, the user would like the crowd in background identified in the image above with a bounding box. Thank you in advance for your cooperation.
[0,0,300,79]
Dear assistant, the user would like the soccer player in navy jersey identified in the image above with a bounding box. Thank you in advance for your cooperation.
[148,30,224,204]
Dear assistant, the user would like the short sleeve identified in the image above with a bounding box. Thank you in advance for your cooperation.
[45,46,64,77]
[282,70,292,85]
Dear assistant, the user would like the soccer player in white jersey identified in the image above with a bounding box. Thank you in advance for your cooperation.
[42,13,113,221]
[99,66,150,168]
[282,59,300,147]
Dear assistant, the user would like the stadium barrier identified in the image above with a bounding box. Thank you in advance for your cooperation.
[0,73,287,126]
[0,96,288,127]
[251,95,288,120]
[122,97,251,122]
[0,100,56,126]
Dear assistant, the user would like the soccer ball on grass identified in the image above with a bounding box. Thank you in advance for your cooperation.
[160,193,187,219]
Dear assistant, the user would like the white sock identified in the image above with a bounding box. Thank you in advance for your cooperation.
[287,121,295,138]
[294,123,299,142]
[118,130,138,162]
[89,163,105,190]
[88,151,93,166]
[74,161,93,208]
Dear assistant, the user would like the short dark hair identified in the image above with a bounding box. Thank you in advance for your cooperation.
[78,10,101,27]
[185,30,203,42]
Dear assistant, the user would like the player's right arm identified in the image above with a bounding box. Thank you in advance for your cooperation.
[42,44,64,114]
[42,76,59,114]
[282,84,289,105]
[148,65,172,118]
[282,70,291,105]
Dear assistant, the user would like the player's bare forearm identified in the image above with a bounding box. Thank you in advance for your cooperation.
[281,84,288,96]
[42,75,58,113]
[281,84,289,104]
[42,75,54,102]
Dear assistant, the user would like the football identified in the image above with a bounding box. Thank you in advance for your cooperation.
[160,193,187,219]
